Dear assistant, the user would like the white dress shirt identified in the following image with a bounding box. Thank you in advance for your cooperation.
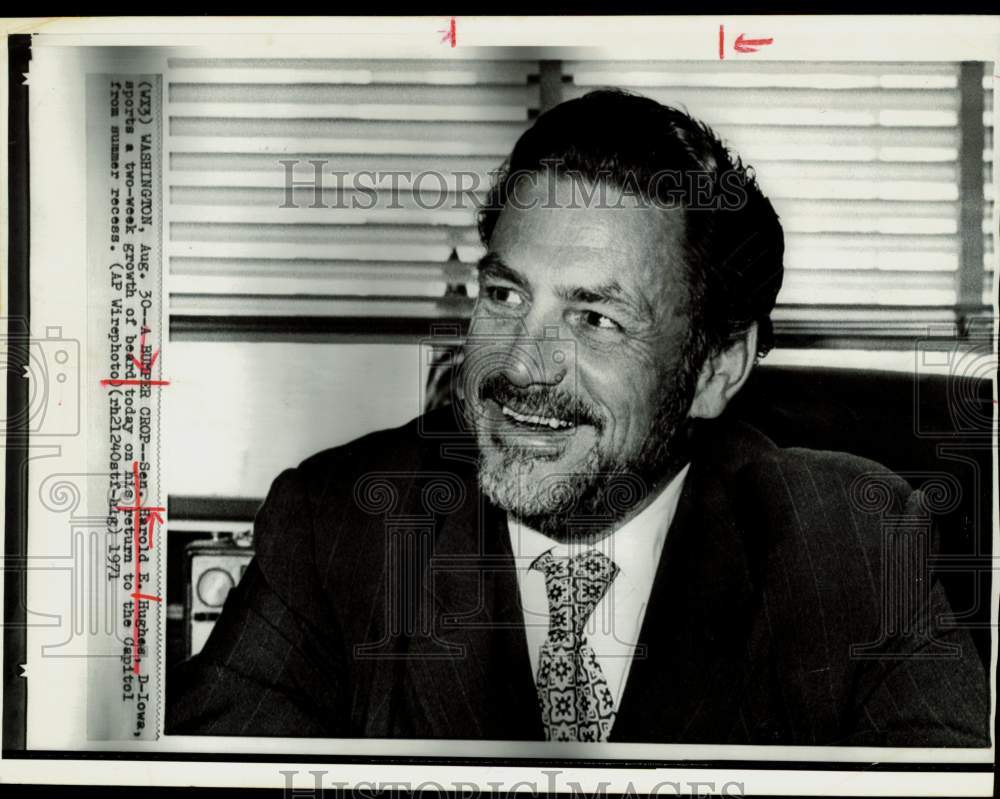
[507,463,691,712]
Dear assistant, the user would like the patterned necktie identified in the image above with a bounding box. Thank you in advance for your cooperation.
[531,548,620,742]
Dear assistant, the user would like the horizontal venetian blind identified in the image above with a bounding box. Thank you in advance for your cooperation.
[167,58,993,338]
[165,58,537,320]
[566,60,991,325]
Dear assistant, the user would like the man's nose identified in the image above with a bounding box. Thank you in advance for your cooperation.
[503,320,570,388]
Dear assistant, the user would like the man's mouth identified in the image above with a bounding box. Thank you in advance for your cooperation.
[500,403,576,430]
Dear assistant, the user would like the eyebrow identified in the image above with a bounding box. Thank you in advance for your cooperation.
[476,253,528,289]
[565,281,626,306]
[476,252,653,323]
[567,281,653,324]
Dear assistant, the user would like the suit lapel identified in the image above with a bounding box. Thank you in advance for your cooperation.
[400,453,542,740]
[611,422,768,743]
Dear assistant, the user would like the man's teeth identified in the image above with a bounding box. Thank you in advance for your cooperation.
[501,405,574,429]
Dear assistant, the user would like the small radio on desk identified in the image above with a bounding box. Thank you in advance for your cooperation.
[183,528,255,659]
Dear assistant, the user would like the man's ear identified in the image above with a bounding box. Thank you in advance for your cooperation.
[688,323,758,420]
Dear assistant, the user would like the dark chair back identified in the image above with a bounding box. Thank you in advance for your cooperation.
[728,366,994,665]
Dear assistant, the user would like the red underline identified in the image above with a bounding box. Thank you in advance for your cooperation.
[100,379,170,386]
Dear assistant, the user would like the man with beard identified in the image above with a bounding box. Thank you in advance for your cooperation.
[168,90,989,746]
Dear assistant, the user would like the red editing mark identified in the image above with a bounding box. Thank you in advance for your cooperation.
[146,509,165,550]
[101,325,170,388]
[718,24,774,57]
[129,325,160,375]
[734,33,774,53]
[114,460,165,674]
[439,16,456,47]
[100,379,170,387]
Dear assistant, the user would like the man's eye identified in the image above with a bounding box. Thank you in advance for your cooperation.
[485,286,524,308]
[581,310,621,331]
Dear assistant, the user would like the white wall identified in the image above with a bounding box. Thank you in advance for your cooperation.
[164,341,428,499]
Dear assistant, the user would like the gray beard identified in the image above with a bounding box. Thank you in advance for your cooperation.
[476,403,693,542]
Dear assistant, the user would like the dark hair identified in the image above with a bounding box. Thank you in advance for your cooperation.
[477,89,785,363]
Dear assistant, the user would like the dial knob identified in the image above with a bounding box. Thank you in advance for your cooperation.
[196,567,235,607]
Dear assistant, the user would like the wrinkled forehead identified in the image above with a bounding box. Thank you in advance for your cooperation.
[490,174,690,307]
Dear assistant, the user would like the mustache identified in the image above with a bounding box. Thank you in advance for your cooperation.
[477,373,602,429]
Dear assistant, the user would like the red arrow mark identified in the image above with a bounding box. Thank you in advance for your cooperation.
[146,509,165,550]
[438,16,456,47]
[129,350,159,375]
[734,33,774,53]
[128,325,160,375]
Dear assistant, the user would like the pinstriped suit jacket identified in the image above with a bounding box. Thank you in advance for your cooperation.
[167,406,990,745]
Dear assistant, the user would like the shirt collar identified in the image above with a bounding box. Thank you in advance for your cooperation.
[507,463,691,588]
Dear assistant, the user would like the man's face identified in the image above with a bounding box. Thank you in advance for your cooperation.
[461,175,701,538]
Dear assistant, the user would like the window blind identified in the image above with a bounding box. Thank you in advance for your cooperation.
[166,58,537,321]
[166,58,994,340]
[567,61,989,318]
